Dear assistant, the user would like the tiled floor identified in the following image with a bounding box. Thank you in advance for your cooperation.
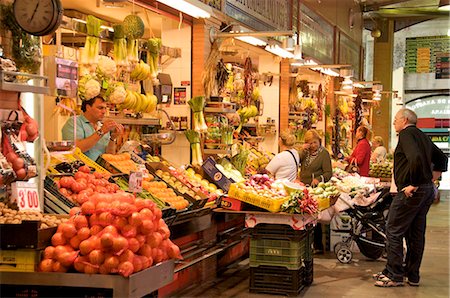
[176,190,449,298]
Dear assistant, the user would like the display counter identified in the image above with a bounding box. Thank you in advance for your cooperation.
[0,260,174,298]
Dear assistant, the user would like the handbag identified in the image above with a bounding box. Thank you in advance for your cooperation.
[345,159,359,174]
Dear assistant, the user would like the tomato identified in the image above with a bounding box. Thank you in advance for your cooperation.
[78,165,91,173]
[93,172,103,179]
[60,176,75,189]
[74,172,88,180]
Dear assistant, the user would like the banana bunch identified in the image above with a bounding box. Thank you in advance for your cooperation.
[118,90,158,113]
[338,97,349,114]
[53,98,78,116]
[237,105,258,119]
[301,97,318,110]
[130,60,151,81]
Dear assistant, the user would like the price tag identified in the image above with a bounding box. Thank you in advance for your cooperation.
[11,182,40,212]
[129,171,143,193]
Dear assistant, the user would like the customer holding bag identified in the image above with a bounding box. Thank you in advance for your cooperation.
[345,126,371,176]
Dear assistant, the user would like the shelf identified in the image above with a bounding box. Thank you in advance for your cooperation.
[104,117,160,126]
[0,71,49,94]
[0,260,174,298]
[288,116,304,120]
[242,123,257,128]
[204,107,236,113]
[204,148,232,155]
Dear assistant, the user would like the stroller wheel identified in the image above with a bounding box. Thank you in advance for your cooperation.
[335,243,353,264]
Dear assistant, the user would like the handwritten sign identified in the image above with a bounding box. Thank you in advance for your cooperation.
[129,171,143,193]
[12,182,40,212]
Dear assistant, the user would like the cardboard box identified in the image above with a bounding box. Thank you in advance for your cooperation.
[0,221,56,250]
[201,157,235,192]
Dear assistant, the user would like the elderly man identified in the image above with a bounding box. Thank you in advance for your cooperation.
[373,108,447,287]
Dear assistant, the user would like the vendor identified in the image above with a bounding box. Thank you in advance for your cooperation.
[370,136,387,163]
[62,96,123,161]
[298,129,332,254]
[265,130,299,182]
[345,126,371,176]
[298,130,332,186]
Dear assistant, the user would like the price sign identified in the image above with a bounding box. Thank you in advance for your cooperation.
[11,182,40,212]
[129,171,143,193]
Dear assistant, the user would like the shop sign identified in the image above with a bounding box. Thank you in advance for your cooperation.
[406,96,450,118]
[225,0,289,31]
[11,182,40,212]
[299,4,334,65]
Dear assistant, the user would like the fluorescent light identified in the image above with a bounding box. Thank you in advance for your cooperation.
[100,25,114,32]
[448,28,450,36]
[235,36,267,46]
[157,0,211,18]
[72,18,87,24]
[265,44,294,58]
[293,44,302,59]
[291,59,304,66]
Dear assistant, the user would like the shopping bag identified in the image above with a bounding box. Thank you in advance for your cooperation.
[345,159,359,174]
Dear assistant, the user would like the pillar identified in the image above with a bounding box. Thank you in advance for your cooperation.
[279,58,290,132]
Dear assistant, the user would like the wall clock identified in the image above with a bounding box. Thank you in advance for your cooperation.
[13,0,63,36]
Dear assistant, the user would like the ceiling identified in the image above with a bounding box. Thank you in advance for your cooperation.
[361,0,449,31]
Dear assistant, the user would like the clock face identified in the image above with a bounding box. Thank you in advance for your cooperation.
[13,0,63,36]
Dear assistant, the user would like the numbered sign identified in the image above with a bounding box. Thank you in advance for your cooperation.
[129,171,143,193]
[11,182,40,211]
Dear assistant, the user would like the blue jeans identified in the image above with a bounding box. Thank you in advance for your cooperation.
[383,183,435,282]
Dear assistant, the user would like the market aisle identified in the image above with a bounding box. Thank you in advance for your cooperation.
[175,191,449,298]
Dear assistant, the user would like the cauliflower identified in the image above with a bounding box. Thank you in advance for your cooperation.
[78,75,101,100]
[109,84,127,104]
[97,55,117,79]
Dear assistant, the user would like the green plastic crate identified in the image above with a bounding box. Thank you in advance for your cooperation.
[250,237,308,270]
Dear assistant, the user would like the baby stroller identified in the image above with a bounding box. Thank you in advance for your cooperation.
[333,187,393,263]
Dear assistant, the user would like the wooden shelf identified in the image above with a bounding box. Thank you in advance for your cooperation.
[204,107,236,113]
[204,148,232,155]
[104,117,160,126]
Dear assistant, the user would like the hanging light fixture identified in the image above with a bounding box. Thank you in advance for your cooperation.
[340,68,354,92]
[265,43,294,58]
[372,84,383,100]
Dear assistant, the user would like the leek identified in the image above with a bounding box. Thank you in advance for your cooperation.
[185,130,203,167]
[113,24,128,67]
[82,15,102,67]
[188,96,208,133]
[148,38,162,78]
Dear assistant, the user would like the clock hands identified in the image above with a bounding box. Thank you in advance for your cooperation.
[29,1,40,24]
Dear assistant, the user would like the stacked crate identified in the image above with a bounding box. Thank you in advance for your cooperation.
[249,224,314,296]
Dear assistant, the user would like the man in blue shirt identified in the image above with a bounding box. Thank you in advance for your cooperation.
[62,96,123,161]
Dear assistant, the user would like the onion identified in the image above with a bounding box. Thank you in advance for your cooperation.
[73,215,89,230]
[98,212,114,227]
[43,246,55,259]
[129,212,143,227]
[127,238,140,253]
[74,256,88,272]
[119,249,134,263]
[99,264,110,275]
[69,235,81,249]
[102,225,118,236]
[103,255,120,273]
[136,234,146,247]
[153,248,164,264]
[153,208,162,221]
[52,261,68,273]
[89,249,105,265]
[39,259,54,272]
[77,227,91,241]
[95,201,109,212]
[138,244,153,258]
[158,226,170,240]
[121,224,137,238]
[84,263,99,274]
[79,238,96,256]
[53,245,68,257]
[69,207,82,217]
[167,241,183,260]
[90,225,103,236]
[139,208,154,220]
[132,256,143,273]
[139,220,154,235]
[57,251,78,267]
[100,232,114,249]
[118,261,134,277]
[81,201,96,215]
[139,255,153,269]
[112,236,128,253]
[146,232,163,248]
[51,233,66,246]
[61,222,77,239]
[112,216,128,231]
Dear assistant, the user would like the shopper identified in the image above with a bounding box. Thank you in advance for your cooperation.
[298,129,332,254]
[265,130,299,182]
[373,108,448,287]
[371,136,387,163]
[345,126,371,176]
[62,96,123,161]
